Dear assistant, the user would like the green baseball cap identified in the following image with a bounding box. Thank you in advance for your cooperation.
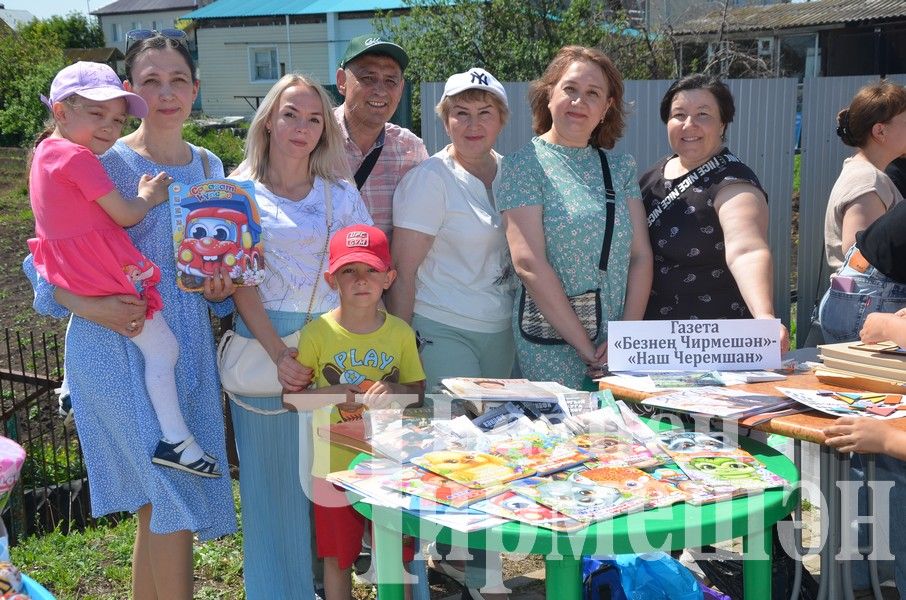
[340,34,409,71]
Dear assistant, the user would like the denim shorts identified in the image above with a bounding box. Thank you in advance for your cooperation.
[818,246,906,343]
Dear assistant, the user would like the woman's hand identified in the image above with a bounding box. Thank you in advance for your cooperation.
[202,266,236,302]
[860,312,899,344]
[56,289,147,337]
[277,346,313,392]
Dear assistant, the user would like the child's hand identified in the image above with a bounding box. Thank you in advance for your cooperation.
[202,265,235,302]
[277,348,313,392]
[360,381,416,409]
[138,172,172,206]
[824,416,894,455]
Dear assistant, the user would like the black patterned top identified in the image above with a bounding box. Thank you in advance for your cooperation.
[640,150,767,320]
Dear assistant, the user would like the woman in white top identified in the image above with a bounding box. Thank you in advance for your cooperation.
[388,68,515,392]
[823,81,906,272]
[387,68,513,600]
[229,73,371,599]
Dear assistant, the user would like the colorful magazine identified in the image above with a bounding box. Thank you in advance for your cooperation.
[487,435,589,476]
[169,178,265,292]
[657,431,787,493]
[777,387,906,420]
[572,432,664,469]
[440,378,560,403]
[411,450,526,489]
[567,465,689,510]
[383,466,507,508]
[509,474,646,523]
[470,491,587,532]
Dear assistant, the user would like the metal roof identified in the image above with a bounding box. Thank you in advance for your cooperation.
[181,0,410,20]
[673,0,906,36]
[92,0,199,16]
[0,7,34,29]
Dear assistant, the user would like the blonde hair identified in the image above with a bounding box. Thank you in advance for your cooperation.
[435,89,510,126]
[244,74,352,184]
[529,46,627,149]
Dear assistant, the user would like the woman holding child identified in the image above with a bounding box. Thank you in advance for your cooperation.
[499,46,653,389]
[229,73,371,599]
[24,32,236,599]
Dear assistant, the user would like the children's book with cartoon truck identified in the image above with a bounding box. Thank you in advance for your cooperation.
[169,178,265,292]
[657,431,787,493]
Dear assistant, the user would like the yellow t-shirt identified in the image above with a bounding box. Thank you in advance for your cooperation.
[297,311,425,474]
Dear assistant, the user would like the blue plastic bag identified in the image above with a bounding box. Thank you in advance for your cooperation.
[583,552,702,600]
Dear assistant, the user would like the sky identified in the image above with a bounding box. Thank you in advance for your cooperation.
[1,0,103,20]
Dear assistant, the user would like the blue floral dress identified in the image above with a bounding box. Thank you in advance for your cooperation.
[498,137,640,388]
[24,140,237,540]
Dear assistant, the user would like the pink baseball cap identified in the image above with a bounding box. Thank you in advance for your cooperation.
[41,61,148,118]
[328,224,392,274]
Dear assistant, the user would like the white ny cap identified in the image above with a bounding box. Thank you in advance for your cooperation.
[441,68,508,107]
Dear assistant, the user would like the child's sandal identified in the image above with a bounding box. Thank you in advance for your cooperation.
[152,436,222,478]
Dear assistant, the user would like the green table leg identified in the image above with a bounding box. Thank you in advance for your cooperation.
[372,507,405,600]
[742,525,772,599]
[545,555,583,600]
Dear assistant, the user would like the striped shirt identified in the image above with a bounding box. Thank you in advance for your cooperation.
[334,104,428,234]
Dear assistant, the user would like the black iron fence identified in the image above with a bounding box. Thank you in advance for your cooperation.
[0,328,102,545]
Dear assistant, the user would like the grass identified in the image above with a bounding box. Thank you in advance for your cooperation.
[12,482,247,599]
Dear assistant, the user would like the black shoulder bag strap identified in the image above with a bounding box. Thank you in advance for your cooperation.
[597,149,616,271]
[354,144,384,190]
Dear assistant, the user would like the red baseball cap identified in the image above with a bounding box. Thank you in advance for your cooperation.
[328,224,392,274]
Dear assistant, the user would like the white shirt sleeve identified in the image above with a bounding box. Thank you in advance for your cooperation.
[392,159,446,236]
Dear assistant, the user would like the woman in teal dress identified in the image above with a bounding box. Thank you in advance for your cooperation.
[498,46,653,389]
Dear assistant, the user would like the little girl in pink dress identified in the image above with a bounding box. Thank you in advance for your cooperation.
[29,62,220,478]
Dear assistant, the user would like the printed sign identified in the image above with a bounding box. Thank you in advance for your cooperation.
[607,319,782,371]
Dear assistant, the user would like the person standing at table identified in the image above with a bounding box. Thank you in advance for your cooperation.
[23,30,236,599]
[334,34,429,236]
[639,74,787,348]
[498,45,653,389]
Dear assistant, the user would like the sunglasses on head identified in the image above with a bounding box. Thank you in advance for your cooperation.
[125,28,188,52]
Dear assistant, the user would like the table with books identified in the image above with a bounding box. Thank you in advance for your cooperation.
[597,350,906,600]
[314,378,799,600]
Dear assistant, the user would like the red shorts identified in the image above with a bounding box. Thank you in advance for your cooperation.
[313,478,416,570]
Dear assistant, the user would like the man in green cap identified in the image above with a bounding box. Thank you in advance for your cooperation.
[335,34,428,236]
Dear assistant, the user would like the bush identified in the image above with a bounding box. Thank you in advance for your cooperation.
[182,123,247,174]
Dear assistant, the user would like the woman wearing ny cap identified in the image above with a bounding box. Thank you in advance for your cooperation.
[387,67,513,599]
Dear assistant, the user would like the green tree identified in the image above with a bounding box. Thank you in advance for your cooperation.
[374,0,674,129]
[19,12,104,49]
[0,28,66,146]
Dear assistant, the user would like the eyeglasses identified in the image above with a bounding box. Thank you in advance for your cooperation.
[125,28,188,52]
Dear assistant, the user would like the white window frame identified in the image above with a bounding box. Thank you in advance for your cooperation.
[111,23,121,42]
[248,46,279,83]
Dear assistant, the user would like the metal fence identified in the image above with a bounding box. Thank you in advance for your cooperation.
[0,329,101,544]
[423,74,906,346]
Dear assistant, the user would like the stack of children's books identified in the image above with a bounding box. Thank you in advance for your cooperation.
[325,392,789,533]
[817,341,906,393]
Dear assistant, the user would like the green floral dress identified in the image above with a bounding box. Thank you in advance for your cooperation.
[498,137,640,388]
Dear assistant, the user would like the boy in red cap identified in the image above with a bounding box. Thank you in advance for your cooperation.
[296,224,425,599]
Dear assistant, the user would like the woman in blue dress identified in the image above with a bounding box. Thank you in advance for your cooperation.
[24,33,236,599]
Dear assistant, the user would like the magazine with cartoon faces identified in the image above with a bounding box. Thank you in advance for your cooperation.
[509,472,646,523]
[410,450,524,489]
[487,435,589,477]
[382,465,506,508]
[570,466,690,509]
[470,491,586,532]
[658,431,787,492]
